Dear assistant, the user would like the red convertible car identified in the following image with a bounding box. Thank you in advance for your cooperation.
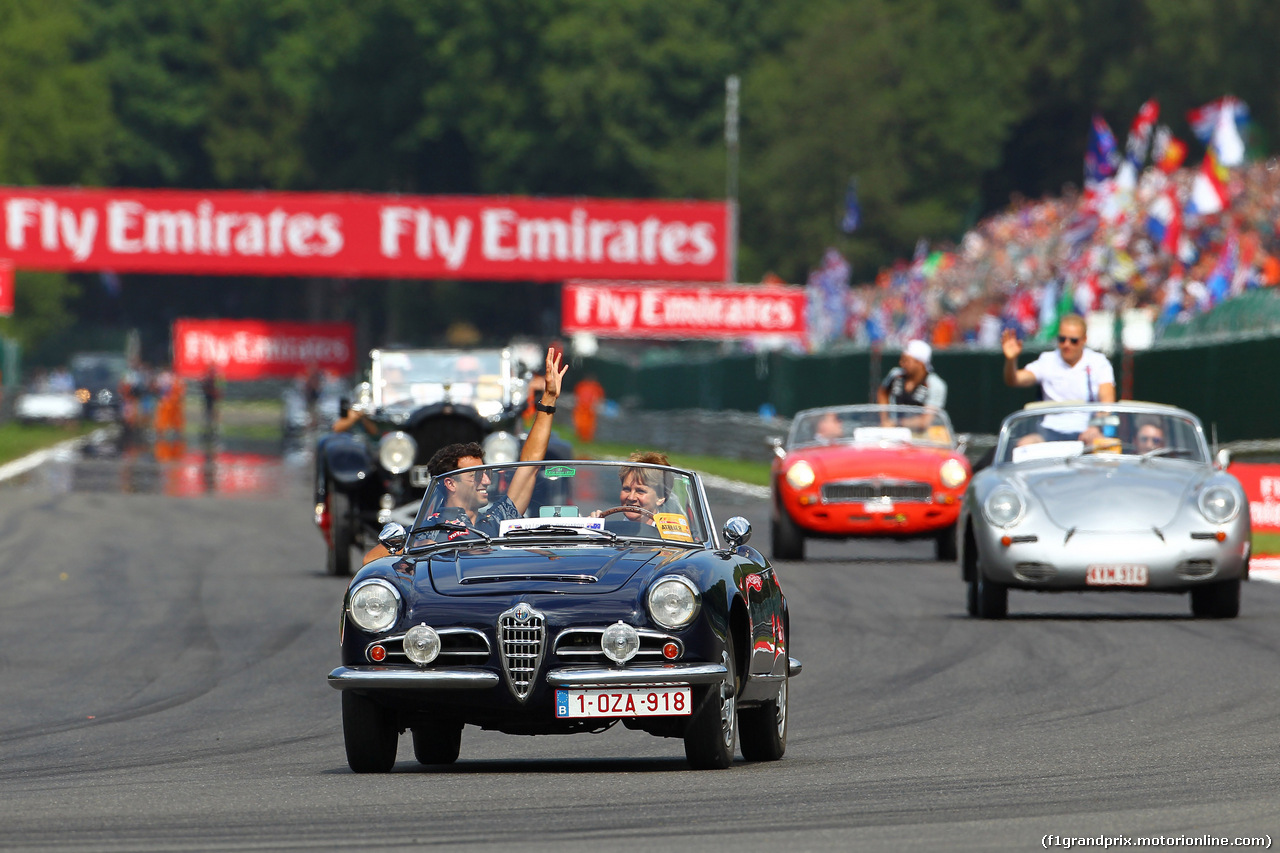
[769,404,971,561]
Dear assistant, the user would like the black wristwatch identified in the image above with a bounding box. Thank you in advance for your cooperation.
[534,400,557,414]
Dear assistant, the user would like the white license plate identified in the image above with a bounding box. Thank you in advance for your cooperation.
[864,498,894,513]
[555,687,692,718]
[1086,564,1149,586]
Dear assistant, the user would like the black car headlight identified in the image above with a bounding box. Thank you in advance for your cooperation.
[1199,485,1240,524]
[483,431,520,465]
[378,431,416,475]
[348,580,400,633]
[647,576,700,630]
[983,487,1025,528]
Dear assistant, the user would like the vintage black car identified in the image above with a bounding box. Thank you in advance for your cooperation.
[314,347,569,576]
[327,459,799,771]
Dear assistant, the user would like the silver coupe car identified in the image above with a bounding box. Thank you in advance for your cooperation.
[960,402,1250,619]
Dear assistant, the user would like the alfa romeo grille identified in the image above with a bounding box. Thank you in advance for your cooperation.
[822,480,931,503]
[499,603,545,702]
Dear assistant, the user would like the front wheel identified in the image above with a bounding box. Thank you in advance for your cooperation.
[342,691,398,773]
[771,509,805,561]
[684,646,737,769]
[326,485,353,577]
[1190,578,1240,619]
[972,571,1007,619]
[738,677,787,762]
[935,523,958,562]
[412,722,463,765]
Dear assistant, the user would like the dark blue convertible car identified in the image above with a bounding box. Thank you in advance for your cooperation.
[328,459,800,771]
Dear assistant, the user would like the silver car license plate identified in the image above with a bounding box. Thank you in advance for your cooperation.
[1085,564,1149,586]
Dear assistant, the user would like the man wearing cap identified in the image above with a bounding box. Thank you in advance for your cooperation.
[877,339,948,427]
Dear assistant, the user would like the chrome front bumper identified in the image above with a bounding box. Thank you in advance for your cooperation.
[328,666,499,690]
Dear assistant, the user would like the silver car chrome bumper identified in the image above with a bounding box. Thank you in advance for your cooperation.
[547,663,728,687]
[327,666,500,690]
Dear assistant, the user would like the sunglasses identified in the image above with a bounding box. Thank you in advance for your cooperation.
[1137,436,1163,445]
[1057,336,1081,344]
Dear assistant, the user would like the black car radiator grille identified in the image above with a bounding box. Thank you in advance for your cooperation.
[822,480,932,503]
[499,606,545,702]
[412,415,486,465]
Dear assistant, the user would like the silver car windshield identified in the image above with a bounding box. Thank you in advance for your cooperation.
[997,405,1208,465]
[790,404,955,449]
[407,460,709,549]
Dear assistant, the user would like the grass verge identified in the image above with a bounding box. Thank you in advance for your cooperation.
[572,438,771,487]
[0,421,98,465]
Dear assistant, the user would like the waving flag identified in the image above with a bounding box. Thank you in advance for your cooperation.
[1084,114,1120,187]
[1210,100,1246,167]
[1187,96,1250,144]
[1125,99,1160,169]
[1190,147,1229,215]
[1152,125,1187,174]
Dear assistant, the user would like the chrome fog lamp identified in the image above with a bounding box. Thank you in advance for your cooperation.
[601,621,640,664]
[983,487,1024,528]
[939,458,967,489]
[647,576,700,630]
[483,431,520,465]
[403,624,441,665]
[785,460,816,490]
[1199,486,1240,524]
[348,580,400,633]
[379,431,417,475]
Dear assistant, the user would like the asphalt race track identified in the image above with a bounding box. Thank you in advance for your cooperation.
[1,441,1279,852]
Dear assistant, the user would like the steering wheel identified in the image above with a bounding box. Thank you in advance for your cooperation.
[597,505,657,521]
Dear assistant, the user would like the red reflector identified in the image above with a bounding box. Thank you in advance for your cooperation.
[369,645,386,662]
[662,642,679,660]
[1216,531,1227,542]
[1000,535,1012,547]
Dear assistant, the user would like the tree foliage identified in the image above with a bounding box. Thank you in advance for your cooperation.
[0,0,1278,357]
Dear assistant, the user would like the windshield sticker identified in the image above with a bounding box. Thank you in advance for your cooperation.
[653,513,694,542]
[543,466,576,479]
[1011,440,1084,464]
[499,517,604,535]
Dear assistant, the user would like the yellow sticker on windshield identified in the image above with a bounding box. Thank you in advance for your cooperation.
[654,512,694,542]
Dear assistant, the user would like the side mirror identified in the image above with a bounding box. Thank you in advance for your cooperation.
[956,432,971,455]
[378,522,408,554]
[767,436,786,459]
[1216,448,1231,469]
[722,516,751,549]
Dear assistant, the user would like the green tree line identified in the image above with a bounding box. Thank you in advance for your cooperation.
[1,0,1276,359]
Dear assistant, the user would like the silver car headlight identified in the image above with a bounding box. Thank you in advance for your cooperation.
[378,431,417,475]
[483,431,520,465]
[1199,485,1240,524]
[647,576,700,630]
[785,460,816,490]
[983,487,1025,528]
[475,398,504,420]
[348,580,400,633]
[939,458,968,489]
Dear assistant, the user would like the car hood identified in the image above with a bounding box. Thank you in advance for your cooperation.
[425,545,666,596]
[1013,459,1198,530]
[790,444,955,481]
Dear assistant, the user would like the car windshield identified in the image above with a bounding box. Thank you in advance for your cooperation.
[407,460,709,550]
[997,405,1207,465]
[374,350,508,409]
[789,404,955,449]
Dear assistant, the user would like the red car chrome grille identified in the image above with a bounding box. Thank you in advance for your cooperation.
[822,480,931,503]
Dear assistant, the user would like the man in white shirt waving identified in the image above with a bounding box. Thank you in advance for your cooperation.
[1002,313,1115,441]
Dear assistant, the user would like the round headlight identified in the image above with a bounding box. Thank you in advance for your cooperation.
[940,458,968,489]
[378,431,417,475]
[785,460,816,490]
[348,580,400,633]
[1199,485,1240,524]
[483,431,520,465]
[601,621,640,664]
[475,398,504,420]
[647,576,700,630]
[983,487,1024,528]
[403,624,441,665]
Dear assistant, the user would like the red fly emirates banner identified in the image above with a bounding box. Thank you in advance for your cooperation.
[173,319,354,381]
[563,280,807,340]
[0,187,726,282]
